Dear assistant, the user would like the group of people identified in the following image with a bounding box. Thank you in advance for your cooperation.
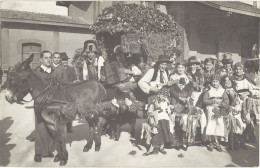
[7,44,259,162]
[136,54,259,155]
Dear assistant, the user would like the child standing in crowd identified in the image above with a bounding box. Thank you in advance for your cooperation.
[203,74,229,152]
[170,77,194,151]
[187,56,204,92]
[145,88,174,155]
[220,75,247,150]
[169,61,190,85]
[203,58,215,89]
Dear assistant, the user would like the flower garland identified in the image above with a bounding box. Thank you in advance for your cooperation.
[55,98,145,120]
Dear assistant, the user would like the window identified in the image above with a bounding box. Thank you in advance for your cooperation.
[22,43,41,69]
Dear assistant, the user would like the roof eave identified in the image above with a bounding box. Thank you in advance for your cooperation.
[56,1,71,8]
[0,18,91,29]
[199,1,260,18]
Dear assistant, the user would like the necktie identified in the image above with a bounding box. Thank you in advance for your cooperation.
[160,71,164,83]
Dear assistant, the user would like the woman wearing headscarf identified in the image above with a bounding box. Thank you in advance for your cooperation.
[233,62,259,144]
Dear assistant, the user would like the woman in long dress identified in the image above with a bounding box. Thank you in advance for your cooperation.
[233,62,259,143]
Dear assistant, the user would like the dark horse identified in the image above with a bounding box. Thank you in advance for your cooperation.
[5,55,107,166]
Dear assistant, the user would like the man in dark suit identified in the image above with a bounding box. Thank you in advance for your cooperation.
[33,50,56,162]
[52,52,65,82]
[60,52,77,83]
[60,52,77,133]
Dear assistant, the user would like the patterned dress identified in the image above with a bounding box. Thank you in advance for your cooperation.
[203,87,229,137]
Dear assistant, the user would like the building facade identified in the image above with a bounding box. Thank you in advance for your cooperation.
[0,9,93,71]
[58,1,260,64]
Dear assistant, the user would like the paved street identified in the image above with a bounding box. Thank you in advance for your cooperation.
[0,92,259,167]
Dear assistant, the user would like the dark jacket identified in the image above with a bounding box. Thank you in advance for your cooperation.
[61,66,77,83]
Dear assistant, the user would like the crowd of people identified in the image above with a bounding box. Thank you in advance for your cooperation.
[2,42,259,161]
[136,54,259,155]
[67,43,259,156]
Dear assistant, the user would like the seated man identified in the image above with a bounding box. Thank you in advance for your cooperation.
[115,55,142,99]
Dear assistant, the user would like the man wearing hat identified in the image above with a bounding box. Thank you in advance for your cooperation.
[187,56,204,92]
[60,52,77,83]
[221,53,233,77]
[81,40,99,80]
[138,54,172,105]
[60,52,77,133]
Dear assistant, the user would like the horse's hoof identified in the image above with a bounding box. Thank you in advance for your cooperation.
[95,146,100,151]
[54,155,61,162]
[34,154,42,162]
[59,160,67,166]
[83,146,90,152]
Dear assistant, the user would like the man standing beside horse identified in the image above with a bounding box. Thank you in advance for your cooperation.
[60,52,78,133]
[33,50,56,162]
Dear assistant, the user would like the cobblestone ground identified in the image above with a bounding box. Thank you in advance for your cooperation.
[0,92,259,167]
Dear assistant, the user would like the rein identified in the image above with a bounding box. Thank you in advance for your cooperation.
[26,70,69,110]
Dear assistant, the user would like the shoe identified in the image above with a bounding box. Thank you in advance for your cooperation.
[34,154,42,162]
[42,152,54,158]
[142,152,150,156]
[159,148,167,155]
[181,145,188,151]
[151,148,159,155]
[215,146,223,152]
[207,143,213,152]
[174,146,181,151]
[164,143,175,149]
[240,143,248,150]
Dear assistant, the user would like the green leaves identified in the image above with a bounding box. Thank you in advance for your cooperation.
[92,3,182,36]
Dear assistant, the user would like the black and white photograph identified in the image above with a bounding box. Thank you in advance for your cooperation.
[0,0,259,167]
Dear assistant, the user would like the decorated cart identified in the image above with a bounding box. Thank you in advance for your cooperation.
[72,3,183,84]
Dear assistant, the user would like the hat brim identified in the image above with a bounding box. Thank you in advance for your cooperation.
[187,61,200,65]
[156,60,172,64]
[222,60,233,64]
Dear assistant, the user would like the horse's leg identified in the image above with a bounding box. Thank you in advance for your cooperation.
[94,117,106,151]
[83,119,94,152]
[114,121,121,141]
[129,113,137,139]
[42,110,68,166]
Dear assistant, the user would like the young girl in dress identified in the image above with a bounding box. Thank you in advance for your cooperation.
[220,75,247,150]
[233,62,259,143]
[203,74,230,152]
[169,61,190,85]
[170,77,194,151]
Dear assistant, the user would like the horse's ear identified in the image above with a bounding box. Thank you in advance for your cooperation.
[20,54,34,70]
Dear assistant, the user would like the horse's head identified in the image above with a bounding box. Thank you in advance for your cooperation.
[5,54,34,104]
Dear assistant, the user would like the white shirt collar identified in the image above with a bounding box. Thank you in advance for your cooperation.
[53,63,60,68]
[40,65,52,73]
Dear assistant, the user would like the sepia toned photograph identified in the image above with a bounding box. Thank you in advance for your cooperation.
[0,0,259,167]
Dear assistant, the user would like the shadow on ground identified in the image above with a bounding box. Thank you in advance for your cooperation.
[0,117,16,166]
[225,123,259,167]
